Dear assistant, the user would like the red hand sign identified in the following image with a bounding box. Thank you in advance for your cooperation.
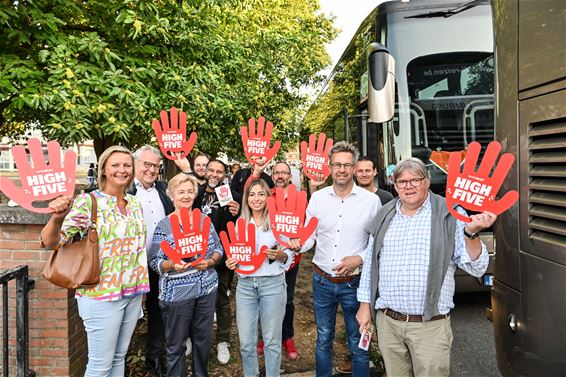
[0,138,76,213]
[446,141,519,222]
[240,117,281,165]
[267,184,318,247]
[301,133,333,181]
[160,207,210,266]
[152,107,197,160]
[220,218,267,275]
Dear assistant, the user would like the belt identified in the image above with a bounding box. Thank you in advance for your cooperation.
[381,308,449,323]
[313,264,359,283]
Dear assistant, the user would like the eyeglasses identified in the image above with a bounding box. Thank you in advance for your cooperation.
[140,160,159,170]
[273,171,291,176]
[330,162,355,170]
[394,177,426,188]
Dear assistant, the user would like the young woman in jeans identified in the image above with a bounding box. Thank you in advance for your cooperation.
[41,145,149,376]
[226,179,299,377]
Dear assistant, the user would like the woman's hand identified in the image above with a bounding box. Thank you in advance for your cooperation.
[48,195,74,220]
[193,258,215,271]
[263,247,288,263]
[225,257,238,270]
[163,260,191,273]
[287,238,302,252]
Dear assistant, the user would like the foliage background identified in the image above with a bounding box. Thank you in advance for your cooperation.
[0,0,336,158]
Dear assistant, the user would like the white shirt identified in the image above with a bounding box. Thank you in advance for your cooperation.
[301,184,381,276]
[236,218,293,277]
[134,179,166,249]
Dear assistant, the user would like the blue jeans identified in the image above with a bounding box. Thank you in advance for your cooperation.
[312,273,368,377]
[236,274,287,377]
[77,294,143,377]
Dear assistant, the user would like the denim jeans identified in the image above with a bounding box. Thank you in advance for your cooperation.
[77,294,143,377]
[312,272,368,377]
[236,274,287,377]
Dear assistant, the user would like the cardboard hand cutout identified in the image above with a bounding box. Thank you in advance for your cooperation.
[267,184,318,247]
[152,107,197,160]
[220,218,267,275]
[0,138,76,213]
[445,141,519,222]
[160,207,210,266]
[240,117,281,165]
[301,133,333,181]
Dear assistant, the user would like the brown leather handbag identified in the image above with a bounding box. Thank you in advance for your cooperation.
[42,193,101,289]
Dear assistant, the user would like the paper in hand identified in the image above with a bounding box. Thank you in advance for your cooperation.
[358,326,373,351]
[215,184,233,207]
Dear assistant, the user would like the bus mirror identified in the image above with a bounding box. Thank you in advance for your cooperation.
[367,43,395,123]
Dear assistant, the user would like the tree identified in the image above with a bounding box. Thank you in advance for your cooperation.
[0,0,335,158]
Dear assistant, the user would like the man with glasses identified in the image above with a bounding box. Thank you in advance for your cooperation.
[131,145,174,376]
[356,158,495,377]
[296,141,381,376]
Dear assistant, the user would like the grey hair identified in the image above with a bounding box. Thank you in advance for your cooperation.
[329,141,360,164]
[133,145,161,161]
[392,158,431,182]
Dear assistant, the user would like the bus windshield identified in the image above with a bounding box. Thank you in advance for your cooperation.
[400,52,494,194]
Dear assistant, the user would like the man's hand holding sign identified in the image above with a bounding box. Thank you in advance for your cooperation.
[446,141,519,258]
[301,133,333,183]
[240,117,281,166]
[267,184,318,248]
[160,207,210,271]
[221,218,266,275]
[0,138,76,213]
[152,107,197,160]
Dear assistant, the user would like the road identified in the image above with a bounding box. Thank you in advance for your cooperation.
[451,292,501,377]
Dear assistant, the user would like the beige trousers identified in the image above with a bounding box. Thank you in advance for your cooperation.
[375,310,453,377]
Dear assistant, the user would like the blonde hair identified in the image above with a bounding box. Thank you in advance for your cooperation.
[97,145,134,192]
[167,173,199,198]
[240,179,271,231]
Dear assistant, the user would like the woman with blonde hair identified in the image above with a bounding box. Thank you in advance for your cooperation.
[226,179,299,377]
[41,145,149,376]
[149,173,223,377]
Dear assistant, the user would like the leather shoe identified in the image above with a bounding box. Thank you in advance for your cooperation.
[145,358,165,377]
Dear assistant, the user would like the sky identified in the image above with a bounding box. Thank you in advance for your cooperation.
[319,0,386,70]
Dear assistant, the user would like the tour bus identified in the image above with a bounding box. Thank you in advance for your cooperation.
[305,0,495,291]
[491,0,565,375]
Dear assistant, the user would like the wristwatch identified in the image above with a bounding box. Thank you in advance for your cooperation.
[464,228,480,240]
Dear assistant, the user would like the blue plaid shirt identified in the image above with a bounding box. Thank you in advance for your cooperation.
[357,195,488,315]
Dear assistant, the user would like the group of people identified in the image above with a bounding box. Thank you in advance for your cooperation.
[40,140,496,377]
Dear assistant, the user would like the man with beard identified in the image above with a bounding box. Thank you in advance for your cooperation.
[174,152,210,188]
[130,145,174,376]
[193,159,241,364]
[230,157,274,195]
[355,157,394,206]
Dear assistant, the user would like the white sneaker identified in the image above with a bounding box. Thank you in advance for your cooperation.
[217,342,230,364]
[185,338,192,356]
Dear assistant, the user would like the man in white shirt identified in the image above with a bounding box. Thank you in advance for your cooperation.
[299,141,381,377]
[131,145,174,377]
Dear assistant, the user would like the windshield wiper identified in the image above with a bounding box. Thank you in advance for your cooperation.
[405,0,488,19]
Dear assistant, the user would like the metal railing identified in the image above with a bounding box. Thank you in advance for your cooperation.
[1,265,35,377]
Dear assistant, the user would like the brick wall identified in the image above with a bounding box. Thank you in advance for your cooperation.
[0,206,87,376]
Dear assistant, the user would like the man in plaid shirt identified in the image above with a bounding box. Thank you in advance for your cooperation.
[356,158,496,377]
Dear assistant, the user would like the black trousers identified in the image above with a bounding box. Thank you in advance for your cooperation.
[160,290,217,377]
[215,263,234,343]
[282,262,299,340]
[146,267,165,360]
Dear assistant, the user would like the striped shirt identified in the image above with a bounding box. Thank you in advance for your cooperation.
[357,196,488,315]
[148,215,223,303]
[61,190,149,301]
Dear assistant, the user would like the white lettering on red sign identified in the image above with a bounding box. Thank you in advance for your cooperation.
[230,246,252,262]
[177,234,203,255]
[452,177,492,206]
[27,172,67,196]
